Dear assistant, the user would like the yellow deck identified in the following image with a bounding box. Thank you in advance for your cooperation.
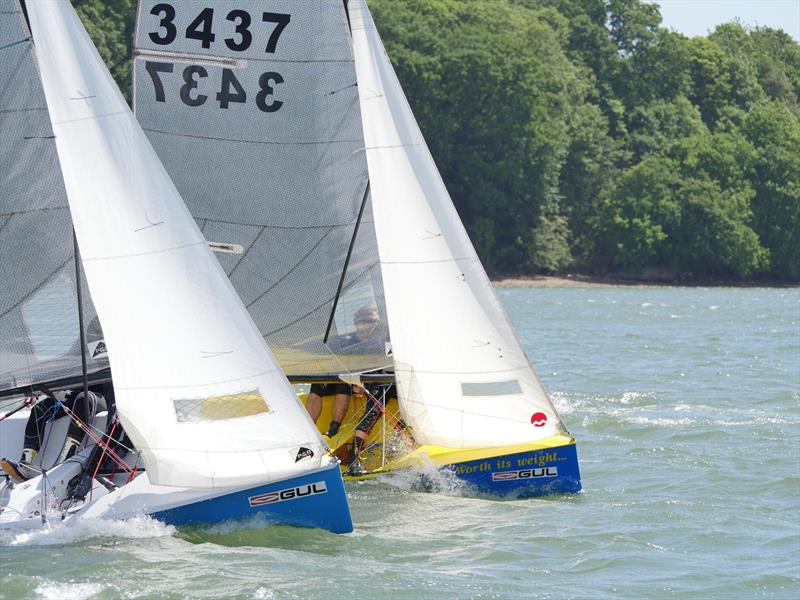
[298,389,577,480]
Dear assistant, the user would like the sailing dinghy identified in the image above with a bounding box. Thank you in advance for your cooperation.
[0,0,352,533]
[132,0,580,497]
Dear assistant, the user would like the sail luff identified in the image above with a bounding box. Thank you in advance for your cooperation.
[349,0,563,448]
[26,0,328,488]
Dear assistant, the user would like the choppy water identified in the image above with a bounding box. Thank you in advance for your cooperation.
[1,286,798,600]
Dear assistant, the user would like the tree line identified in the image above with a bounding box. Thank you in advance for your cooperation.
[73,0,799,281]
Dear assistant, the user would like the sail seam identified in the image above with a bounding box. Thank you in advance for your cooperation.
[225,226,266,278]
[0,205,68,218]
[114,367,284,391]
[80,240,207,262]
[260,262,379,338]
[395,367,526,376]
[0,107,47,114]
[134,51,352,65]
[400,403,550,424]
[0,256,73,320]
[124,443,305,453]
[193,216,371,230]
[381,257,480,265]
[245,226,338,309]
[51,109,129,127]
[0,37,29,51]
[143,127,363,147]
[365,142,426,151]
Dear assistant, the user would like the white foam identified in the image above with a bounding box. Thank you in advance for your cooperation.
[625,416,696,427]
[619,391,653,405]
[372,461,469,496]
[254,588,276,600]
[3,514,175,547]
[35,582,104,600]
[550,391,576,414]
[189,512,276,535]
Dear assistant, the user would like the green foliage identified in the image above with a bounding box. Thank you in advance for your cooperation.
[596,155,679,273]
[742,102,800,278]
[597,150,767,279]
[628,96,705,160]
[529,203,573,273]
[73,0,799,281]
[73,0,135,102]
[370,0,581,272]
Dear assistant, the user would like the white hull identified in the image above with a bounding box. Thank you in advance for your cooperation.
[0,408,352,533]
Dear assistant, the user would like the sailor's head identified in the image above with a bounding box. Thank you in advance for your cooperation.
[353,304,380,340]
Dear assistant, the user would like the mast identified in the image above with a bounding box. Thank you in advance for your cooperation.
[73,229,90,409]
[73,230,89,396]
[324,180,370,344]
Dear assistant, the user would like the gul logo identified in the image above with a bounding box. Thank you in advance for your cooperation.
[531,412,548,427]
[294,447,314,463]
[248,481,328,507]
[92,341,107,358]
[492,467,558,481]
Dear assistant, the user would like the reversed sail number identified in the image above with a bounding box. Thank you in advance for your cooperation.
[145,62,283,112]
[148,4,290,54]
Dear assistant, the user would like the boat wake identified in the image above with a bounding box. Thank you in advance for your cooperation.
[177,513,349,552]
[0,514,175,547]
[368,464,470,497]
[35,581,105,600]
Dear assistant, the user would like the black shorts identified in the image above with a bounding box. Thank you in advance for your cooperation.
[309,383,352,397]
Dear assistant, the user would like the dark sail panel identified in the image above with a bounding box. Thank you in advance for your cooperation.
[0,0,105,392]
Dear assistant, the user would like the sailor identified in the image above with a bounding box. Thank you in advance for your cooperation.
[346,381,398,473]
[305,304,386,438]
[305,381,351,438]
[0,387,106,482]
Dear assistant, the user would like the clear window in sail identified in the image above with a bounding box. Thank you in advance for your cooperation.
[173,389,270,423]
[461,380,523,397]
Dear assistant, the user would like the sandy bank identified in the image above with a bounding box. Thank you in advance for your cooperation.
[492,275,643,288]
[491,275,799,288]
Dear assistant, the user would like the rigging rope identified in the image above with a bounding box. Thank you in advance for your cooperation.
[58,402,136,475]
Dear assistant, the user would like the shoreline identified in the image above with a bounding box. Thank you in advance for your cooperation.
[491,274,800,288]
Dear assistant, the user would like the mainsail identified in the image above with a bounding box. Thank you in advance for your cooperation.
[0,0,104,394]
[132,0,390,378]
[26,0,329,488]
[348,0,562,448]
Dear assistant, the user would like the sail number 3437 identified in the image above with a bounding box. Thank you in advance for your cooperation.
[144,4,289,112]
